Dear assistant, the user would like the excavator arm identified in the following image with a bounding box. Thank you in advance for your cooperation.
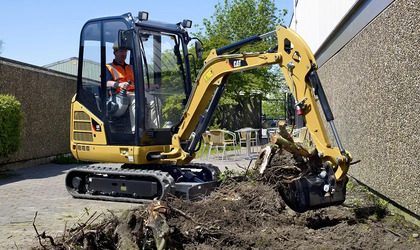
[161,25,352,212]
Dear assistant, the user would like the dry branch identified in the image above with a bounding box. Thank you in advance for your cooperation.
[32,212,46,249]
[33,211,62,248]
[270,133,313,157]
[168,204,201,225]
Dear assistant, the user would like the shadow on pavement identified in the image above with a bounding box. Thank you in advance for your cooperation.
[0,151,258,187]
[0,163,89,186]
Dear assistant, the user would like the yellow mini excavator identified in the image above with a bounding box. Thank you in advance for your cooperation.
[67,11,352,212]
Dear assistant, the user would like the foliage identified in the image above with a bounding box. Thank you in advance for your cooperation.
[161,94,184,124]
[0,94,23,158]
[262,84,287,119]
[0,40,3,54]
[262,99,285,119]
[217,167,237,183]
[217,166,259,185]
[208,122,221,130]
[193,0,288,128]
[197,0,287,93]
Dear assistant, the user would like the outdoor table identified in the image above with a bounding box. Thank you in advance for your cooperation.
[235,127,259,159]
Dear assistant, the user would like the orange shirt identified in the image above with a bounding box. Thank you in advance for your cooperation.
[106,62,135,92]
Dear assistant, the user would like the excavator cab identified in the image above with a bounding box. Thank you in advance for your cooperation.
[71,12,195,163]
[68,12,221,202]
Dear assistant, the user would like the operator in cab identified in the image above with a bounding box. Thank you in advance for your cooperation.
[106,42,161,131]
[106,43,136,132]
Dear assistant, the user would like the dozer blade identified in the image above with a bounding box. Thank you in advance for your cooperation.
[174,181,219,200]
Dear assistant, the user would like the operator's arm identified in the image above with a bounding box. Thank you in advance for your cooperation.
[105,66,131,89]
[107,80,130,89]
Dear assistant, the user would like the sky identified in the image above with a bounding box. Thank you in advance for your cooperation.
[0,0,293,66]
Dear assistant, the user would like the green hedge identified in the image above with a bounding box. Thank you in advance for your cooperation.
[0,94,23,158]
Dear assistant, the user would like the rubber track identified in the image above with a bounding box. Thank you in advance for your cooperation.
[121,162,221,182]
[66,165,175,203]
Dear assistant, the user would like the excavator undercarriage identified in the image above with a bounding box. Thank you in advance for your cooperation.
[66,163,220,202]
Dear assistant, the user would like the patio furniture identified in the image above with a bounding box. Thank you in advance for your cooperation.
[261,128,268,144]
[208,129,238,160]
[201,131,212,159]
[235,127,259,158]
[293,127,311,145]
[266,127,279,142]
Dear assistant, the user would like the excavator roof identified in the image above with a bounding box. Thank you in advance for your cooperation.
[82,12,190,43]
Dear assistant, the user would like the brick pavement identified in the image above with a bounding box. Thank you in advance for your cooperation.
[0,153,255,249]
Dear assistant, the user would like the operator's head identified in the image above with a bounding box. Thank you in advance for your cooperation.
[113,42,128,64]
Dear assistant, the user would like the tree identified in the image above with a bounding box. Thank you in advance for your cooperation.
[194,0,288,128]
[0,40,3,55]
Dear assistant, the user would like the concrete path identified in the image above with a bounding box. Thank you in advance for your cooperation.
[0,153,256,249]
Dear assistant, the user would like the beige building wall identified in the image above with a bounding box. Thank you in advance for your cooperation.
[316,0,419,214]
[0,58,76,165]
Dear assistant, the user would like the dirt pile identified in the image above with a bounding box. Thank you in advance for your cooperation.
[32,152,419,249]
[168,181,287,249]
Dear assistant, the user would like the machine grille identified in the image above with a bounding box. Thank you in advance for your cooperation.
[74,111,90,121]
[74,121,91,131]
[73,111,93,142]
[74,132,93,142]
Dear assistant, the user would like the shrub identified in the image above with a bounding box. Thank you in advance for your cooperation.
[0,94,23,157]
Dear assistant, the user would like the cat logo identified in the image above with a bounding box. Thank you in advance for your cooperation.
[229,58,247,68]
